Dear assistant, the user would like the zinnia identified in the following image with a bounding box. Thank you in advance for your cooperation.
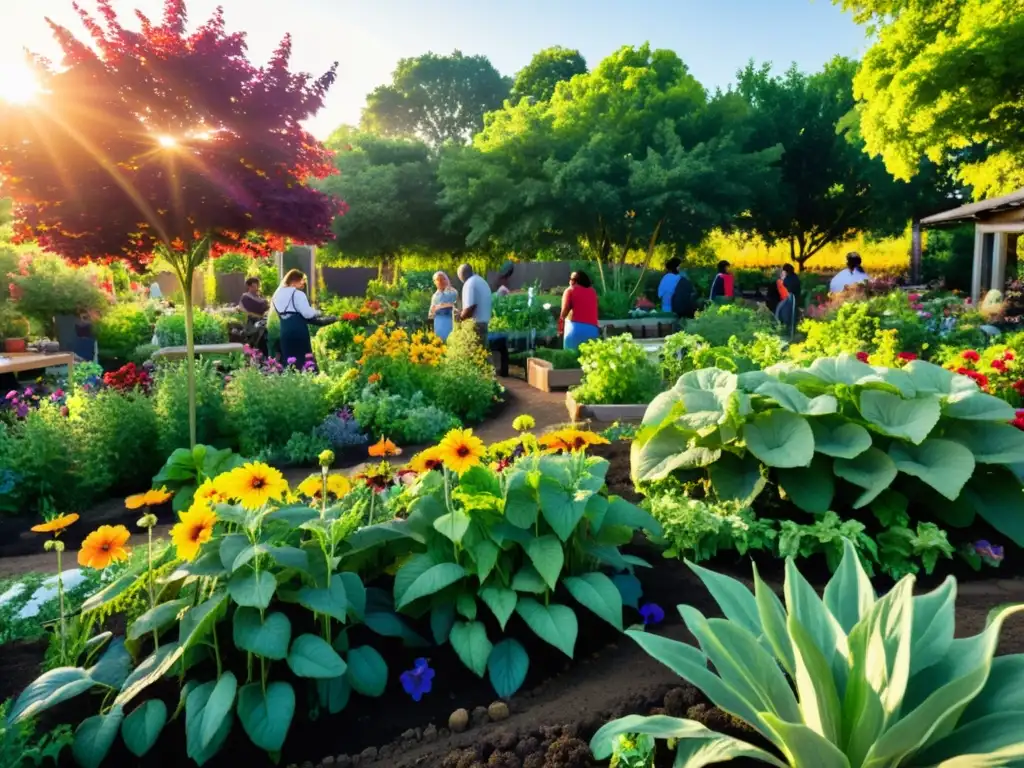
[437,428,485,474]
[78,525,131,569]
[171,505,218,561]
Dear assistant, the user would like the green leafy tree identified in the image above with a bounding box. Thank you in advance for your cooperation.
[836,0,1024,198]
[510,46,587,103]
[317,130,458,267]
[439,45,779,284]
[735,58,943,270]
[361,51,512,146]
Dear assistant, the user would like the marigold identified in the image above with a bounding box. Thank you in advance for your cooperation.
[30,513,79,535]
[437,428,485,474]
[217,462,289,510]
[368,373,382,384]
[409,447,444,474]
[78,525,131,569]
[171,505,217,561]
[369,437,402,458]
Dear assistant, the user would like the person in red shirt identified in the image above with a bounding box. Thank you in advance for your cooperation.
[559,270,600,350]
[709,260,735,302]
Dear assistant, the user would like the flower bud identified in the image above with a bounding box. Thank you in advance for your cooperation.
[318,449,335,468]
[137,513,158,529]
[43,539,55,552]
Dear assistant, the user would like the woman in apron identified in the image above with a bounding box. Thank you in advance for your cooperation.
[271,269,320,367]
[428,271,458,341]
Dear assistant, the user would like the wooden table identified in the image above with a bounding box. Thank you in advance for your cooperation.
[151,343,245,361]
[0,351,75,377]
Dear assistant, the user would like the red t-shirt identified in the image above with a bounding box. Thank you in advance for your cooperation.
[565,285,599,326]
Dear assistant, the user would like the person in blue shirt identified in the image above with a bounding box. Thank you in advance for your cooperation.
[658,258,682,312]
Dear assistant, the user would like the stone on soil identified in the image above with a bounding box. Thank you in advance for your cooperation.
[487,701,510,722]
[448,708,469,733]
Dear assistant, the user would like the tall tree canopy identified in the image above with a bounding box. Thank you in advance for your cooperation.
[510,46,587,103]
[439,45,779,270]
[361,51,511,146]
[0,0,340,445]
[837,0,1024,198]
[317,128,456,264]
[736,57,945,270]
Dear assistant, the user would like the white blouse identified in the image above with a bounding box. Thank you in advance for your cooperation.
[271,286,318,320]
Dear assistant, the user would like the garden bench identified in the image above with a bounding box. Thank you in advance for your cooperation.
[151,343,245,361]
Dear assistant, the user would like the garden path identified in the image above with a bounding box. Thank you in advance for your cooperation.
[0,376,568,577]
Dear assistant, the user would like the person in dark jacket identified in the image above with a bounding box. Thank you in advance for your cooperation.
[709,260,734,302]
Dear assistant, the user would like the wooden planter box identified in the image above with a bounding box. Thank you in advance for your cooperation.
[566,391,648,423]
[599,318,678,338]
[527,357,583,392]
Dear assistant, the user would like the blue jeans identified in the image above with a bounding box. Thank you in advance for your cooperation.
[433,312,454,341]
[564,320,599,350]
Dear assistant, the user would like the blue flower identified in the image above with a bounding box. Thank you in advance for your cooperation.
[639,603,664,626]
[400,658,435,702]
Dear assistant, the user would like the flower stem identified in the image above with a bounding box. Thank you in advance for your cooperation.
[148,525,159,650]
[56,545,66,664]
[212,624,222,677]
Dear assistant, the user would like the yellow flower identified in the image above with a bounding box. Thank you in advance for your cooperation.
[143,487,173,506]
[408,447,444,474]
[437,428,486,474]
[539,429,609,454]
[30,513,79,535]
[318,449,335,468]
[78,525,131,569]
[512,414,536,432]
[171,505,217,561]
[368,437,402,458]
[297,474,324,499]
[195,478,227,507]
[327,474,352,498]
[217,462,289,510]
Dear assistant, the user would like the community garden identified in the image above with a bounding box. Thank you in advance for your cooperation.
[3,0,1024,766]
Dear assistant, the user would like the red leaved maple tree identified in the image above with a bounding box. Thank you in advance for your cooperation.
[0,0,343,445]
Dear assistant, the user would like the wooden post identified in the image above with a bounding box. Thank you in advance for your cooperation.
[993,231,1009,292]
[910,219,922,283]
[971,226,984,304]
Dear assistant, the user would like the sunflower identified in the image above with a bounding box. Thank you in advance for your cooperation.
[437,428,485,474]
[77,525,131,569]
[143,487,173,506]
[171,505,218,561]
[368,437,402,458]
[327,474,352,498]
[297,474,324,500]
[30,513,79,535]
[218,462,289,510]
[194,478,227,507]
[408,447,444,474]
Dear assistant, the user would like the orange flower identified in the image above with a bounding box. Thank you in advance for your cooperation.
[539,429,609,453]
[368,437,402,458]
[368,373,381,384]
[143,487,173,506]
[171,505,217,561]
[78,525,131,569]
[30,513,79,535]
[124,493,148,510]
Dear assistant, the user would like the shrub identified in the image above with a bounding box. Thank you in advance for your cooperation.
[530,347,580,369]
[10,255,107,334]
[316,409,369,450]
[0,403,79,514]
[129,343,159,365]
[223,367,331,456]
[683,302,779,346]
[432,320,499,423]
[94,303,152,362]
[154,309,228,347]
[353,390,459,444]
[311,320,360,371]
[152,359,227,454]
[571,335,662,405]
[591,540,1024,767]
[647,492,776,562]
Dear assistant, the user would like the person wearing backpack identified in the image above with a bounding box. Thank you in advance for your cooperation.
[671,270,698,319]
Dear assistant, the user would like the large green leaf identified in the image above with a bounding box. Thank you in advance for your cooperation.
[858,390,940,444]
[789,615,843,746]
[834,447,898,508]
[806,354,877,385]
[114,643,184,708]
[778,457,835,514]
[179,591,229,649]
[903,360,972,396]
[72,709,124,768]
[472,540,500,583]
[503,469,539,529]
[642,388,684,427]
[914,712,1024,766]
[121,700,167,758]
[823,539,875,635]
[433,509,471,544]
[524,534,564,591]
[602,496,663,535]
[185,675,235,763]
[232,608,291,660]
[297,580,349,622]
[511,565,548,594]
[316,676,351,716]
[236,681,294,753]
[430,602,455,644]
[783,559,849,698]
[488,639,529,698]
[756,381,838,416]
[708,452,766,505]
[395,562,467,610]
[345,646,388,697]
[959,656,1024,724]
[449,621,493,677]
[687,561,762,639]
[742,409,814,468]
[515,599,578,657]
[633,423,721,484]
[218,534,249,572]
[590,715,787,767]
[908,577,956,677]
[752,563,795,678]
[538,477,588,540]
[563,572,623,630]
[961,468,1024,546]
[480,586,518,630]
[889,439,976,500]
[128,598,192,642]
[759,713,851,767]
[227,569,276,610]
[945,421,1024,464]
[287,634,347,678]
[808,417,872,459]
[943,388,1018,421]
[8,668,95,724]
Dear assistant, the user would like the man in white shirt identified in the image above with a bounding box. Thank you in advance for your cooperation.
[830,252,870,294]
[458,263,492,347]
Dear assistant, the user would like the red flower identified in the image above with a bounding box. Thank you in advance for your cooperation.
[342,312,360,321]
[957,369,989,390]
[896,352,917,363]
[991,359,1008,373]
[1013,410,1024,431]
[1014,380,1024,395]
[856,351,869,363]
[962,350,980,363]
[1004,351,1016,361]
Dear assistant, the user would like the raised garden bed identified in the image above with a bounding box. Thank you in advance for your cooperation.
[526,357,582,392]
[600,318,677,338]
[566,390,647,423]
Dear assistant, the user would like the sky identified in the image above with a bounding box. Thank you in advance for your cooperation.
[1,0,868,139]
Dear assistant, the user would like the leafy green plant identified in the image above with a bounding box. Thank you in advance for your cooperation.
[571,335,662,405]
[94,304,153,362]
[489,292,555,333]
[353,390,460,444]
[153,359,227,454]
[684,303,779,346]
[312,320,360,371]
[647,493,776,563]
[10,255,107,335]
[154,310,228,347]
[223,368,331,456]
[152,444,244,512]
[529,347,581,370]
[591,539,1024,767]
[0,700,73,768]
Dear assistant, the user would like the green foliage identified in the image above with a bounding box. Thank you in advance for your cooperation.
[154,311,228,347]
[777,511,876,572]
[275,429,332,467]
[571,336,662,405]
[591,540,1024,767]
[529,347,580,370]
[647,493,776,562]
[489,293,555,333]
[312,321,360,371]
[353,390,459,444]
[0,403,78,514]
[152,360,227,454]
[94,304,153,362]
[660,330,785,382]
[684,303,780,347]
[432,320,501,424]
[842,0,1024,197]
[0,700,73,768]
[223,368,331,457]
[152,444,244,513]
[10,255,107,334]
[510,46,587,103]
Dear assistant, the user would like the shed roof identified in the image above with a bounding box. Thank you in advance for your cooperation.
[921,187,1024,226]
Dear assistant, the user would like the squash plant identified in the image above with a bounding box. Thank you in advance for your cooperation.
[7,495,415,767]
[368,450,661,697]
[633,354,1024,548]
